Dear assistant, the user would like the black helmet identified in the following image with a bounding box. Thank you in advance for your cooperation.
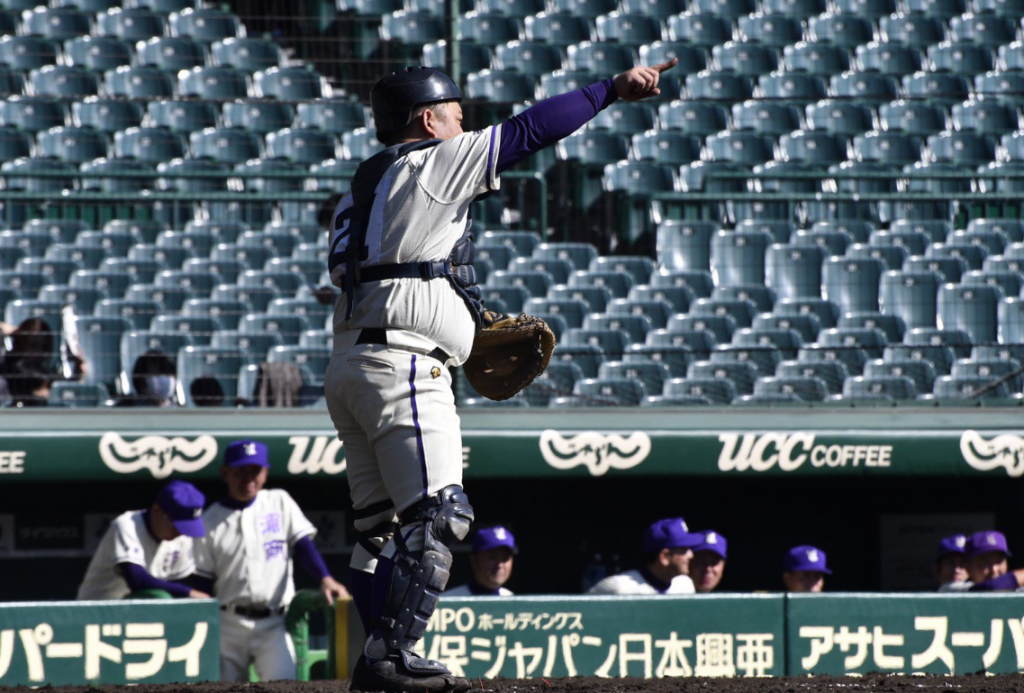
[370,66,462,134]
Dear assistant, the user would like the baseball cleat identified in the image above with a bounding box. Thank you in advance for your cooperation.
[350,655,475,693]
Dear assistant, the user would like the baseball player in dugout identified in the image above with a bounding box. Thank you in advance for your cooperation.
[588,518,701,595]
[445,526,518,596]
[323,58,677,693]
[933,534,968,590]
[782,545,831,593]
[192,439,349,682]
[689,530,728,593]
[77,480,208,600]
[941,530,1024,592]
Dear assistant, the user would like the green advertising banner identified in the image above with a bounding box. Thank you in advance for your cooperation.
[0,409,1022,481]
[787,593,1024,676]
[419,595,785,679]
[0,600,220,686]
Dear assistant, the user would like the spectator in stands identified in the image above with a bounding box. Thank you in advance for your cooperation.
[690,530,727,593]
[445,526,517,596]
[191,375,226,407]
[589,518,701,594]
[0,318,58,406]
[115,349,179,407]
[933,534,968,590]
[782,545,830,593]
[77,480,210,600]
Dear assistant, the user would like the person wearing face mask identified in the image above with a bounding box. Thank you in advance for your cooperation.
[445,526,517,596]
[115,350,179,407]
[77,480,209,599]
[192,439,350,682]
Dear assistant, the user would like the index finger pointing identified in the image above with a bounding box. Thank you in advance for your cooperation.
[652,58,679,73]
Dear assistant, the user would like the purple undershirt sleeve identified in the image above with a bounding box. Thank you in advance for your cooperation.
[970,572,1020,591]
[118,563,192,598]
[294,536,330,582]
[496,78,619,174]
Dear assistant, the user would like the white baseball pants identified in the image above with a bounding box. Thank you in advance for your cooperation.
[218,611,296,682]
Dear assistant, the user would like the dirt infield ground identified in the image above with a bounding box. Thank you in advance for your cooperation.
[5,675,1024,693]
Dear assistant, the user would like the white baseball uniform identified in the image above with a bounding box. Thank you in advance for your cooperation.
[324,126,501,573]
[588,569,696,595]
[77,510,195,600]
[443,584,513,597]
[193,489,316,682]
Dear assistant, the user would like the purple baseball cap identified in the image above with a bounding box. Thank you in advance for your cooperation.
[967,530,1011,558]
[784,545,832,574]
[155,480,206,538]
[693,530,728,559]
[642,517,703,553]
[936,534,967,560]
[223,439,269,468]
[472,526,518,554]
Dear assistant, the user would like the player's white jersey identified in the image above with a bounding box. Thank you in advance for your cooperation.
[329,126,503,365]
[443,584,514,597]
[77,510,195,600]
[938,580,973,592]
[194,489,316,608]
[588,569,696,595]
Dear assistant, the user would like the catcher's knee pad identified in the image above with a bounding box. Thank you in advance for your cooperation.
[366,486,474,664]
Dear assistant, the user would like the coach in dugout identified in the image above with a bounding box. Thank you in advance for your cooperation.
[782,545,831,593]
[77,480,209,600]
[588,518,701,595]
[445,526,517,596]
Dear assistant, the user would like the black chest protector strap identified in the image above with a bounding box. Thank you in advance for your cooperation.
[333,138,487,330]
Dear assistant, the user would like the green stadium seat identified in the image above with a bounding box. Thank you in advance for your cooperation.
[846,243,909,270]
[296,100,366,135]
[599,360,672,397]
[949,12,1016,45]
[210,37,282,73]
[648,327,717,359]
[567,42,633,76]
[933,374,1009,398]
[211,284,279,312]
[104,65,175,99]
[668,13,733,48]
[799,343,869,375]
[822,257,885,313]
[733,101,801,135]
[342,127,384,160]
[35,126,106,164]
[865,357,936,392]
[870,229,931,256]
[97,8,166,41]
[691,359,760,394]
[155,269,217,298]
[998,41,1024,68]
[784,41,851,75]
[844,374,917,399]
[738,13,803,47]
[777,130,847,166]
[552,344,606,377]
[222,100,295,134]
[687,71,755,102]
[74,315,131,388]
[809,12,874,48]
[553,0,617,15]
[850,130,923,167]
[72,98,141,134]
[669,313,737,342]
[704,131,773,166]
[254,66,327,101]
[170,7,242,43]
[836,0,898,16]
[878,99,948,136]
[953,357,1022,391]
[830,71,900,100]
[999,297,1024,343]
[4,299,63,335]
[930,41,995,74]
[970,218,1024,242]
[663,376,736,403]
[776,359,847,393]
[595,12,662,44]
[212,330,281,363]
[540,69,601,99]
[884,342,955,374]
[624,344,693,377]
[879,13,947,47]
[909,0,967,14]
[23,6,91,40]
[564,327,632,356]
[179,66,250,100]
[458,11,519,45]
[177,346,244,406]
[754,374,828,401]
[481,286,528,313]
[63,36,131,72]
[94,298,162,331]
[937,282,1001,342]
[906,326,973,360]
[190,127,263,164]
[926,241,988,270]
[856,40,924,74]
[976,70,1024,106]
[30,65,98,99]
[423,40,491,74]
[101,258,160,285]
[136,37,205,72]
[119,330,192,393]
[524,12,592,45]
[659,100,729,138]
[265,127,337,165]
[144,100,216,135]
[48,381,110,407]
[572,377,645,405]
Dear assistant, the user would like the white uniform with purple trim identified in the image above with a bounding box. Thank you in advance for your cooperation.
[588,570,696,595]
[193,489,316,682]
[77,510,195,600]
[324,126,502,573]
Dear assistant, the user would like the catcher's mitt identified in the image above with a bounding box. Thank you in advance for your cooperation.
[463,311,556,401]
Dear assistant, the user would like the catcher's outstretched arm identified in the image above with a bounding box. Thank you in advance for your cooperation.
[495,59,678,175]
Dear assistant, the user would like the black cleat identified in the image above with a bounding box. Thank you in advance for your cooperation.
[350,655,475,693]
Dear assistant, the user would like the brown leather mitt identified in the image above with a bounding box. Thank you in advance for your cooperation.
[463,312,556,401]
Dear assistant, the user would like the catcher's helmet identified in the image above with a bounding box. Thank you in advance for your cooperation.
[370,66,462,134]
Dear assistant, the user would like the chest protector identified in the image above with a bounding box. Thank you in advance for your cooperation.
[329,139,486,331]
